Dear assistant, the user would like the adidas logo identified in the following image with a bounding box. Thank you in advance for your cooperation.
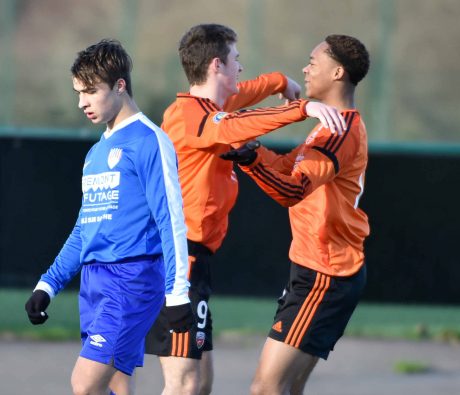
[89,334,107,348]
[272,321,283,333]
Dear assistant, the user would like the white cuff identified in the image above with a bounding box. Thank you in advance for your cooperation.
[34,281,56,298]
[165,294,190,307]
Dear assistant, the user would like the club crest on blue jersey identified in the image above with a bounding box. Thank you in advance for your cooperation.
[212,112,228,124]
[108,148,123,169]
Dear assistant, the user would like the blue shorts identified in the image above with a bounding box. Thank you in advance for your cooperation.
[79,256,165,375]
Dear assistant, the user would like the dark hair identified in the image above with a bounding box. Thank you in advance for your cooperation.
[71,39,133,96]
[325,35,370,86]
[179,24,237,85]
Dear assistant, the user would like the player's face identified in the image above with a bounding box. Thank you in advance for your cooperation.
[73,78,123,127]
[303,41,341,101]
[219,43,243,96]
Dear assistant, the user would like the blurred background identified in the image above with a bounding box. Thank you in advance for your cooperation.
[1,0,460,143]
[0,0,459,305]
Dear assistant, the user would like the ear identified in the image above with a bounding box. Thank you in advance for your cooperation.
[209,57,221,74]
[333,66,346,82]
[115,79,127,94]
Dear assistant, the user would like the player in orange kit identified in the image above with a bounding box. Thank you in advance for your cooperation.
[145,24,346,395]
[221,34,371,395]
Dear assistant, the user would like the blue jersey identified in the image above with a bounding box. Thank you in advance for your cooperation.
[37,113,189,306]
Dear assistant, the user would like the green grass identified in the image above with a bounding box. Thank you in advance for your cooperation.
[3,289,460,341]
[346,303,460,341]
[393,360,431,374]
[2,289,80,340]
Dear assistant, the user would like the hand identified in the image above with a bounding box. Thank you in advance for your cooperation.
[305,101,346,135]
[278,77,301,103]
[25,290,51,325]
[220,140,261,165]
[165,303,195,333]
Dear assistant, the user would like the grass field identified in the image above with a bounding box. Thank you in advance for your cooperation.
[2,289,460,342]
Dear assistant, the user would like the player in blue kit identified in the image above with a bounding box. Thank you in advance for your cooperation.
[24,39,194,395]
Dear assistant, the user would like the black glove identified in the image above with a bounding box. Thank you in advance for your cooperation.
[165,303,195,333]
[220,140,261,166]
[25,290,51,325]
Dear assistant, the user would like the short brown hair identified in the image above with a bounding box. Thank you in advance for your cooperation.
[71,39,133,96]
[179,24,237,85]
[325,35,370,86]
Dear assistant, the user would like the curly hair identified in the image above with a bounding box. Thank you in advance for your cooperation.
[325,35,370,86]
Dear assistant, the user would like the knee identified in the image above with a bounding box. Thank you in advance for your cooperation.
[71,381,90,395]
[164,379,198,395]
[199,380,212,395]
[183,380,199,395]
[71,376,103,395]
[251,376,285,395]
[249,378,265,395]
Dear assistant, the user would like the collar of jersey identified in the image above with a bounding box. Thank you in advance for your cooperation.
[104,112,143,139]
[341,108,358,114]
[177,93,221,110]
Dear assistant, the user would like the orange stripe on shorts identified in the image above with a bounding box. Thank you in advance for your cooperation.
[285,273,331,348]
[171,332,177,356]
[171,332,191,357]
[182,332,190,357]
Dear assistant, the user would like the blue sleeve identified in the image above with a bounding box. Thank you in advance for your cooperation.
[136,131,190,306]
[39,220,83,296]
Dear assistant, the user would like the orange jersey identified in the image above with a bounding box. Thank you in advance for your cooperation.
[162,72,311,252]
[240,110,370,276]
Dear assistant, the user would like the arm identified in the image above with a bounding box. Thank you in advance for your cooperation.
[136,132,190,307]
[138,131,194,332]
[256,145,303,175]
[221,142,302,175]
[224,111,358,207]
[185,99,309,149]
[184,100,345,150]
[239,148,333,207]
[239,111,359,206]
[36,221,83,296]
[223,72,288,111]
[25,220,83,324]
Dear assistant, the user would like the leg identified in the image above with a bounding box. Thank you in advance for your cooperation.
[290,356,319,395]
[71,356,116,395]
[159,356,200,395]
[250,338,318,395]
[108,370,136,395]
[77,260,165,395]
[146,246,214,395]
[198,350,214,395]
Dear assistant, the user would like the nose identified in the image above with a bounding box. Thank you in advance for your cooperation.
[78,94,88,109]
[303,65,309,75]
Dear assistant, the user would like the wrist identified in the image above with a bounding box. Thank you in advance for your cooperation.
[165,294,190,307]
[301,100,310,118]
[239,152,261,169]
[276,72,288,94]
[239,151,257,166]
[34,281,55,299]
